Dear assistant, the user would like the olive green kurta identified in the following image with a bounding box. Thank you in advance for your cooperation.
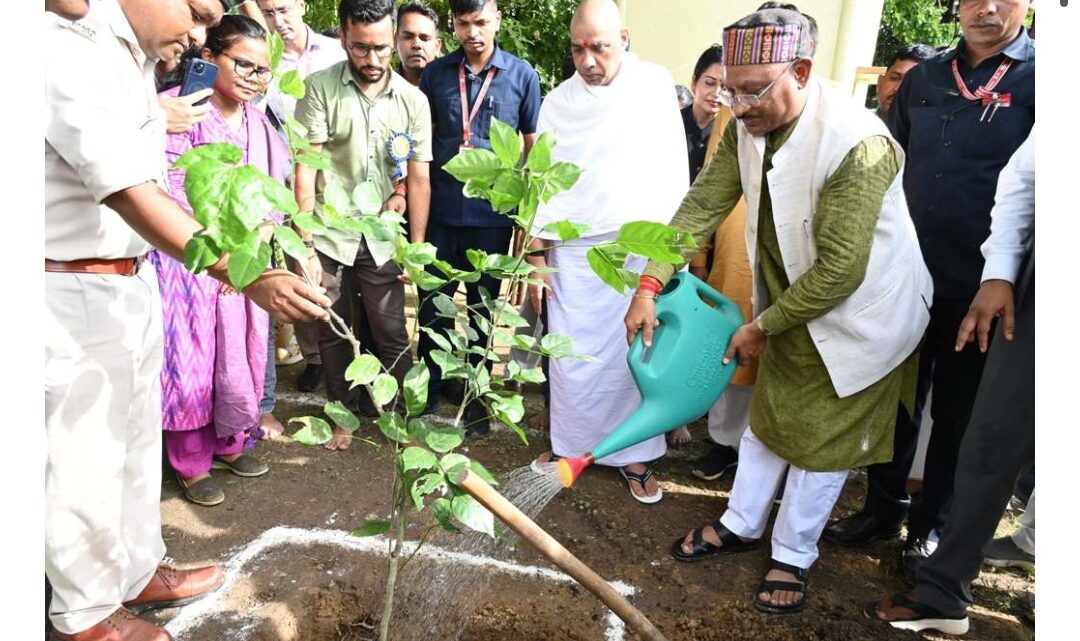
[644,117,917,472]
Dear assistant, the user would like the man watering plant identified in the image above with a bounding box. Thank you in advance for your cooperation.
[624,6,932,613]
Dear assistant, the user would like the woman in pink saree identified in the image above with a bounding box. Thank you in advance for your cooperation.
[149,15,291,506]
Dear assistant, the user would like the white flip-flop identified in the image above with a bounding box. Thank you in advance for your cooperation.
[620,467,663,504]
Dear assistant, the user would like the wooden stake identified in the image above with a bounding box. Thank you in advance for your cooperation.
[454,469,669,641]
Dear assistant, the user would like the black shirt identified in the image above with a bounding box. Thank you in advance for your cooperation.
[888,30,1035,299]
[681,105,714,184]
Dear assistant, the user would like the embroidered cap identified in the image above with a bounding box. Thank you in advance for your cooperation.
[722,8,814,66]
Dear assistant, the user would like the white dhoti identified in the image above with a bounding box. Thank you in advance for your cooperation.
[707,384,754,449]
[547,236,665,467]
[720,430,848,569]
[45,263,167,633]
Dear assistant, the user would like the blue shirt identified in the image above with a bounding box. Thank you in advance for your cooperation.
[420,46,541,228]
[888,30,1034,299]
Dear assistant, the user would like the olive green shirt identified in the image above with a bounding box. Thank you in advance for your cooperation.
[644,117,917,471]
[296,63,432,266]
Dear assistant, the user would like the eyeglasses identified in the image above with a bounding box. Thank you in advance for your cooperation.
[345,42,394,59]
[261,1,301,21]
[221,53,273,83]
[718,60,796,109]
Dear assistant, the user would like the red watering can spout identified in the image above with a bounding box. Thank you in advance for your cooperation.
[557,454,595,488]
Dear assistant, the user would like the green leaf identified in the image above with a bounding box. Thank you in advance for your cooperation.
[490,393,525,424]
[290,212,328,235]
[350,519,390,537]
[586,244,630,294]
[443,148,503,184]
[615,221,697,263]
[431,349,469,379]
[403,362,429,416]
[296,150,334,171]
[183,234,221,273]
[543,220,590,241]
[268,31,284,72]
[513,365,546,384]
[466,248,488,271]
[410,472,446,510]
[489,172,526,214]
[540,334,575,358]
[495,302,530,328]
[432,293,458,319]
[401,446,438,471]
[173,142,242,170]
[424,429,464,453]
[402,242,438,266]
[432,259,478,282]
[525,131,554,174]
[323,401,360,433]
[431,497,457,532]
[288,416,333,445]
[352,181,385,214]
[407,266,448,291]
[227,240,272,291]
[511,334,536,351]
[371,373,399,408]
[324,178,352,217]
[376,412,408,443]
[452,494,495,537]
[439,452,470,475]
[489,118,523,169]
[541,161,582,202]
[406,417,435,440]
[279,69,306,100]
[420,326,453,352]
[345,354,382,388]
[273,225,308,262]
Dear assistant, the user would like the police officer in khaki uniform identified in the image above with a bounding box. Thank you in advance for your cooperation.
[45,2,330,639]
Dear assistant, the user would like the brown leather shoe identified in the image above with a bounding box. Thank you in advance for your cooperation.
[122,565,224,614]
[48,608,172,641]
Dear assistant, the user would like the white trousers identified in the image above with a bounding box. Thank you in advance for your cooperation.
[45,263,167,633]
[1011,488,1035,555]
[719,430,848,569]
[707,384,753,449]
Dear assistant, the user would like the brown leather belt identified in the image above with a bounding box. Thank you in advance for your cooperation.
[45,257,141,276]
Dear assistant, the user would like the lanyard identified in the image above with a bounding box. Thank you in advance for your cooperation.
[950,57,1012,103]
[458,62,497,148]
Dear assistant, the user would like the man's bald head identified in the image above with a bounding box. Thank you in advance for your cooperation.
[569,0,628,86]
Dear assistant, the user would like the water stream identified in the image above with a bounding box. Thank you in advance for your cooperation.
[389,463,565,640]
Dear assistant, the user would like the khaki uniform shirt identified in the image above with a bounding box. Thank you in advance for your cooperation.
[295,64,432,266]
[45,0,166,261]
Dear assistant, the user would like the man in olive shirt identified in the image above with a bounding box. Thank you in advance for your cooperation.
[294,0,432,451]
[625,7,931,614]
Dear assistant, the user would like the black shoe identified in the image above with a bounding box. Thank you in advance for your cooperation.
[691,444,738,481]
[823,509,904,547]
[900,536,938,585]
[355,391,380,418]
[296,363,323,392]
[463,401,490,439]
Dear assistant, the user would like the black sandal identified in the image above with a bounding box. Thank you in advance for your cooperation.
[670,519,760,562]
[754,559,809,614]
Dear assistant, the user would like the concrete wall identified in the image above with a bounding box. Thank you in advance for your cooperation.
[618,0,884,93]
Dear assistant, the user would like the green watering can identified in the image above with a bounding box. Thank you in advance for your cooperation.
[557,272,745,488]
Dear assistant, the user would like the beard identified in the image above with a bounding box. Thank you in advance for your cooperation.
[349,60,387,85]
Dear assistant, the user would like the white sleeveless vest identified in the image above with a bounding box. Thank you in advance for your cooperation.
[737,79,933,398]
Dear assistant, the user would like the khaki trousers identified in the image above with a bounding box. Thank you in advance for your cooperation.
[45,262,167,633]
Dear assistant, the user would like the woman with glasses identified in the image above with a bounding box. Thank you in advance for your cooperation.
[150,15,291,507]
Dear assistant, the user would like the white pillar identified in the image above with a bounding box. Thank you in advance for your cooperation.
[831,0,886,94]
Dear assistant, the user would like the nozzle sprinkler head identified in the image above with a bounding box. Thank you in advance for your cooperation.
[556,454,594,488]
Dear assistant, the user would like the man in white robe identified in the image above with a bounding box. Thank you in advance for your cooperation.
[526,0,687,503]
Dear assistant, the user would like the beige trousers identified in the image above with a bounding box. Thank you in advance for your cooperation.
[45,262,167,633]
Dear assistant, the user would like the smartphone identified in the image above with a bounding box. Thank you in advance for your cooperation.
[178,58,218,105]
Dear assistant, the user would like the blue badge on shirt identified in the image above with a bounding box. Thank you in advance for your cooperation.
[387,132,415,182]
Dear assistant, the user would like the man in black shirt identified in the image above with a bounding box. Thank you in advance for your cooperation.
[824,0,1033,583]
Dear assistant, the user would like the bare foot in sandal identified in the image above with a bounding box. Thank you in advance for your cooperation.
[324,424,352,451]
[757,568,805,609]
[259,413,285,440]
[668,425,692,445]
[621,463,662,503]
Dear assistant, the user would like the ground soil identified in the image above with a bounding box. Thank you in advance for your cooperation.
[56,361,1034,641]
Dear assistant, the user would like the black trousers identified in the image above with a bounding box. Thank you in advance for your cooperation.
[865,297,988,537]
[913,267,1035,614]
[417,221,513,400]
